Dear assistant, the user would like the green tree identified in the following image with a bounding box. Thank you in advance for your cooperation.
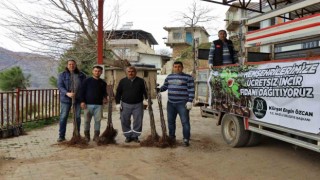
[49,36,98,87]
[49,76,58,88]
[59,36,97,75]
[0,66,30,91]
[57,35,121,76]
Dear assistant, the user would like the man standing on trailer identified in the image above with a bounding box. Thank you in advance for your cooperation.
[208,29,237,68]
[207,30,237,107]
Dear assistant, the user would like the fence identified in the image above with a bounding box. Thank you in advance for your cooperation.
[0,89,60,130]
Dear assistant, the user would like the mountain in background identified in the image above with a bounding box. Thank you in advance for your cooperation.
[0,47,58,89]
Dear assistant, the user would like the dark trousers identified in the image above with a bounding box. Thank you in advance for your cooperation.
[120,102,144,138]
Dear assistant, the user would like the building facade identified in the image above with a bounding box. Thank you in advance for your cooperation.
[163,26,209,58]
[105,30,170,70]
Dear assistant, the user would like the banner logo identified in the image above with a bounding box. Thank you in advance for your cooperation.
[253,97,267,119]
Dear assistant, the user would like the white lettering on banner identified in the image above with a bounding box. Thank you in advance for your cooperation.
[244,62,319,78]
[240,87,313,98]
[240,62,318,98]
[246,76,303,87]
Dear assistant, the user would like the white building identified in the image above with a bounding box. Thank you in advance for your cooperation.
[105,30,171,70]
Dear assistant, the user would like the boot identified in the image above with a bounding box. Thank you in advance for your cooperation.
[84,130,90,142]
[93,130,100,142]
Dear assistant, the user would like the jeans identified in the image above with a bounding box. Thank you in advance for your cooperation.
[84,105,102,131]
[167,101,190,140]
[59,102,81,138]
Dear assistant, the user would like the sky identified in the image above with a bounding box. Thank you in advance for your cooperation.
[0,0,229,53]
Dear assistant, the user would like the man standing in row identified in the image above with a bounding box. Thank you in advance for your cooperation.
[80,66,107,142]
[115,66,147,143]
[158,61,195,147]
[57,60,86,142]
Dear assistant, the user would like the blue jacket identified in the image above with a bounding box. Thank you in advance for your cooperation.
[160,73,195,103]
[58,71,86,104]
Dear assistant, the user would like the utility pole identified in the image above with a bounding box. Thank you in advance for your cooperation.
[98,0,105,120]
[192,37,199,78]
[97,0,104,65]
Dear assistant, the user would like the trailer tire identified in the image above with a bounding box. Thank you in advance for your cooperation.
[221,114,249,147]
[246,132,262,147]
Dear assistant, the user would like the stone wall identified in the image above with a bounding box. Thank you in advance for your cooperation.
[171,44,191,59]
[161,60,174,74]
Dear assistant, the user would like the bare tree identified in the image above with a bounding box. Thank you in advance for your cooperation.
[156,48,172,57]
[174,0,220,76]
[0,0,120,58]
[175,0,219,28]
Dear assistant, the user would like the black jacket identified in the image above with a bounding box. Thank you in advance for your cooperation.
[80,77,107,105]
[115,77,147,104]
[211,39,236,66]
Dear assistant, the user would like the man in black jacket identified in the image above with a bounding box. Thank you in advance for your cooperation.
[115,66,147,143]
[208,30,237,68]
[80,65,107,142]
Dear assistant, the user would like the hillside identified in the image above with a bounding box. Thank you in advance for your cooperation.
[0,47,58,89]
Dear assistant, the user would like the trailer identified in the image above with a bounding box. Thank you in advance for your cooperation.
[197,0,320,152]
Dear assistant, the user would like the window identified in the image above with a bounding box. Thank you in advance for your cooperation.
[114,48,131,56]
[173,32,182,40]
[302,41,318,49]
[275,39,320,53]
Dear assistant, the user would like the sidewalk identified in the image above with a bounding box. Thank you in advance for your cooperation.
[0,113,116,179]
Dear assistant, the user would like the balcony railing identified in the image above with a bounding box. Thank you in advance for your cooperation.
[0,89,60,130]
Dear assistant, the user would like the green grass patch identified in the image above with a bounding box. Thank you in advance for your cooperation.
[198,42,211,49]
[22,117,59,132]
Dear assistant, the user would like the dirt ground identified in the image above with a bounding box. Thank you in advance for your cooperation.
[1,75,320,179]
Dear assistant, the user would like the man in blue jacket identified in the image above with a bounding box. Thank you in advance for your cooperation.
[57,60,86,142]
